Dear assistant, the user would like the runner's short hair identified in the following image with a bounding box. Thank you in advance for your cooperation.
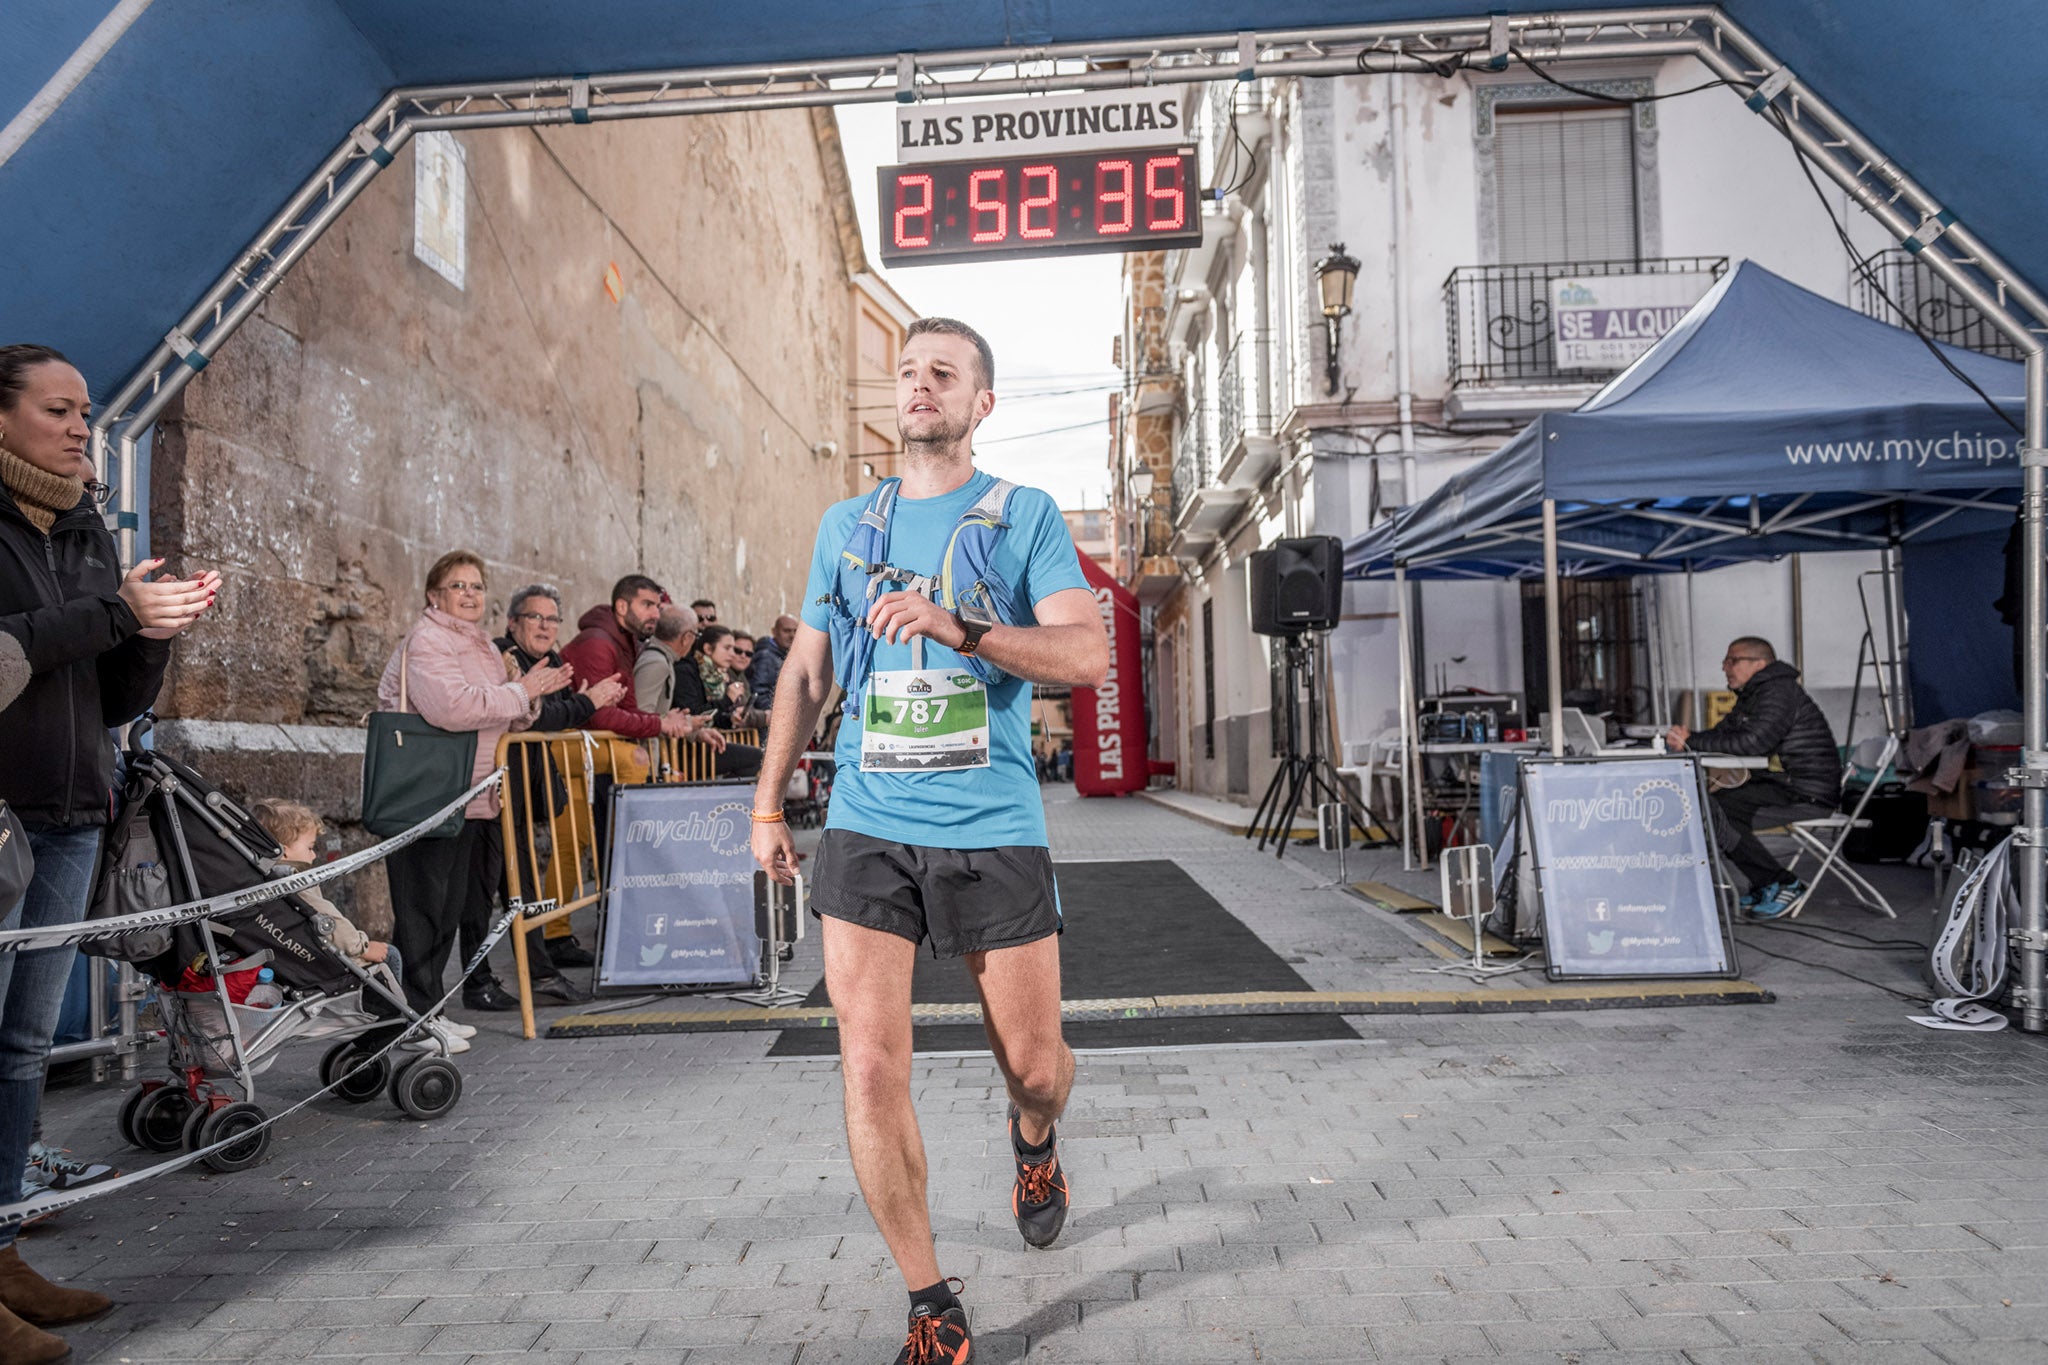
[906,317,995,391]
[1728,636,1776,662]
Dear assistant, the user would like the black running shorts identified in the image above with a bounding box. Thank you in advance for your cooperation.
[809,829,1062,958]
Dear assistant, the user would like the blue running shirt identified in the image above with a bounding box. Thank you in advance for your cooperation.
[801,470,1088,849]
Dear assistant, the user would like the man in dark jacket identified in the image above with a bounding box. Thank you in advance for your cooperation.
[1667,637,1841,916]
[750,614,796,710]
[559,575,693,742]
[487,584,631,1005]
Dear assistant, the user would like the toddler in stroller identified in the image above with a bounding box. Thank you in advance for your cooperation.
[247,799,473,1057]
[99,740,471,1174]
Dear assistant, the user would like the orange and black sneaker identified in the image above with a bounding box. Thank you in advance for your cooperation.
[893,1298,971,1364]
[1008,1103,1069,1249]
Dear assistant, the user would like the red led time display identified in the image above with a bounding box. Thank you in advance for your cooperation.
[878,146,1202,266]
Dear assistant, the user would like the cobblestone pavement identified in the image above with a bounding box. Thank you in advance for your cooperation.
[29,788,2048,1363]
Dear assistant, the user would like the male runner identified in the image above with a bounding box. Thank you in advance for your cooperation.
[752,317,1108,1364]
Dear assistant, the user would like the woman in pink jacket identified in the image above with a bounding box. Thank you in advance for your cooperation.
[377,550,571,1024]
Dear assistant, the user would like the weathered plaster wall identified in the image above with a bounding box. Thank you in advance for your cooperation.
[146,109,862,920]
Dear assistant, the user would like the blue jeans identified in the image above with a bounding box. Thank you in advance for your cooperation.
[0,827,101,1243]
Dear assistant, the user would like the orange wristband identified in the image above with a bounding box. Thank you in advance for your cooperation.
[750,810,786,823]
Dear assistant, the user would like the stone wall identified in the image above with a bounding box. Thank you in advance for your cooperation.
[146,109,866,926]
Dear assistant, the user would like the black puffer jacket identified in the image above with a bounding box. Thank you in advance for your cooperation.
[1688,659,1841,804]
[0,490,171,827]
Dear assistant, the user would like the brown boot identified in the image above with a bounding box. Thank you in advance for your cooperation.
[0,1248,108,1327]
[0,1302,68,1364]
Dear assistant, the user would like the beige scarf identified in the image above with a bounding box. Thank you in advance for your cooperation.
[0,444,85,536]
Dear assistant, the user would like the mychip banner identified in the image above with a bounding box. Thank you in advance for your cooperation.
[598,783,759,989]
[1520,757,1733,979]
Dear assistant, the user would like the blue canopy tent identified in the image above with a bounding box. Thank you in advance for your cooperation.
[1343,259,2025,867]
[6,4,2048,1016]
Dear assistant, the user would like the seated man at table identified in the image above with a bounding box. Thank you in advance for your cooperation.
[1665,637,1841,919]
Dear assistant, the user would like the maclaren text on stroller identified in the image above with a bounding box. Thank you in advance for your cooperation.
[92,734,467,1173]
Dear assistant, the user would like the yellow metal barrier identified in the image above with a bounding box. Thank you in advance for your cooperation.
[495,725,761,1038]
[653,728,761,783]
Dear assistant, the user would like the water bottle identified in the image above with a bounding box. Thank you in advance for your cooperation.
[246,967,283,1008]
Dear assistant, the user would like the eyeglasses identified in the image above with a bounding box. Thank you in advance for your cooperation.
[514,612,563,625]
[438,581,485,595]
[1721,655,1766,666]
[734,648,753,659]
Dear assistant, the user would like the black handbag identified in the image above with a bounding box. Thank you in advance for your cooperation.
[360,638,478,839]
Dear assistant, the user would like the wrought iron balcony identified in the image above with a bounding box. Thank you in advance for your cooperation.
[1853,250,2027,362]
[1216,331,1272,452]
[1443,257,1728,388]
[1171,407,1210,523]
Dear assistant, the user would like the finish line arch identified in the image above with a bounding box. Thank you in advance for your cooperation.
[7,2,2048,1028]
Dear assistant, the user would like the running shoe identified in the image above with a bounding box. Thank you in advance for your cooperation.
[892,1299,970,1365]
[1749,877,1807,921]
[1008,1103,1069,1249]
[439,1018,478,1039]
[1738,881,1778,915]
[24,1144,118,1193]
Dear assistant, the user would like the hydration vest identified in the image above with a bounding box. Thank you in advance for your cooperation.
[819,475,1021,716]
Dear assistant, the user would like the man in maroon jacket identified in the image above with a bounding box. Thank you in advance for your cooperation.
[560,575,694,740]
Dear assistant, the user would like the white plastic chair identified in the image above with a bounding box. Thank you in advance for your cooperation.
[1336,728,1409,846]
[1782,733,1901,919]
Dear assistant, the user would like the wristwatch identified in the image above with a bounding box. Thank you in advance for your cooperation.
[952,608,994,658]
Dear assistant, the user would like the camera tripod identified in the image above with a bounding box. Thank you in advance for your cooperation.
[1247,629,1386,859]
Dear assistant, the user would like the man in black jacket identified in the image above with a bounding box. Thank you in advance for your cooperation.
[484,584,626,1005]
[1667,637,1842,917]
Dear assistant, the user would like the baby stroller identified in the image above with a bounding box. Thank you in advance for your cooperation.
[92,730,466,1174]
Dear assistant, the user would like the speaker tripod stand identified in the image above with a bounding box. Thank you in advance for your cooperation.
[1247,630,1384,859]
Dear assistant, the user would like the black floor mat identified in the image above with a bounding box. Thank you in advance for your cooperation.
[767,858,1358,1055]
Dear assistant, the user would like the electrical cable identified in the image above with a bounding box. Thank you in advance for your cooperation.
[1742,919,1925,953]
[1765,105,2023,437]
[1733,931,1927,1003]
[975,416,1113,445]
[1219,97,1259,199]
[1356,48,1472,80]
[1511,49,1755,105]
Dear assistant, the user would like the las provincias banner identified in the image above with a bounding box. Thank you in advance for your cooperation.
[1072,550,1148,796]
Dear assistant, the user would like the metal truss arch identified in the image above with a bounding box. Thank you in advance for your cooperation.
[84,4,2048,1032]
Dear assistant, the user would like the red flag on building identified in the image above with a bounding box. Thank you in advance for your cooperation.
[1072,550,1148,796]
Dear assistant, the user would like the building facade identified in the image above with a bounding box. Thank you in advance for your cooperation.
[144,106,893,916]
[1112,61,2001,803]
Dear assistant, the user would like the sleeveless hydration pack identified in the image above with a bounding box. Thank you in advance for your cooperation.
[821,476,1022,716]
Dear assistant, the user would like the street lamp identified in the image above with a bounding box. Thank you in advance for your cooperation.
[1314,242,1360,396]
[1130,469,1155,500]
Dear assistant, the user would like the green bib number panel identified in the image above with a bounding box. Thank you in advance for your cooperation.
[861,669,991,771]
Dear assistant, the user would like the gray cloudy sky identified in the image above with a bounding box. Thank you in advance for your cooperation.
[834,104,1119,511]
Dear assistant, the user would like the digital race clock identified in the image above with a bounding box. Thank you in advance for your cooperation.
[877,146,1203,267]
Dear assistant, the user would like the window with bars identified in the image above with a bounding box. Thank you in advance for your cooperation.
[1495,107,1638,265]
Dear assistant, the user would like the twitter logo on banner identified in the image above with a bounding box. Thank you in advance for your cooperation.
[639,942,667,968]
